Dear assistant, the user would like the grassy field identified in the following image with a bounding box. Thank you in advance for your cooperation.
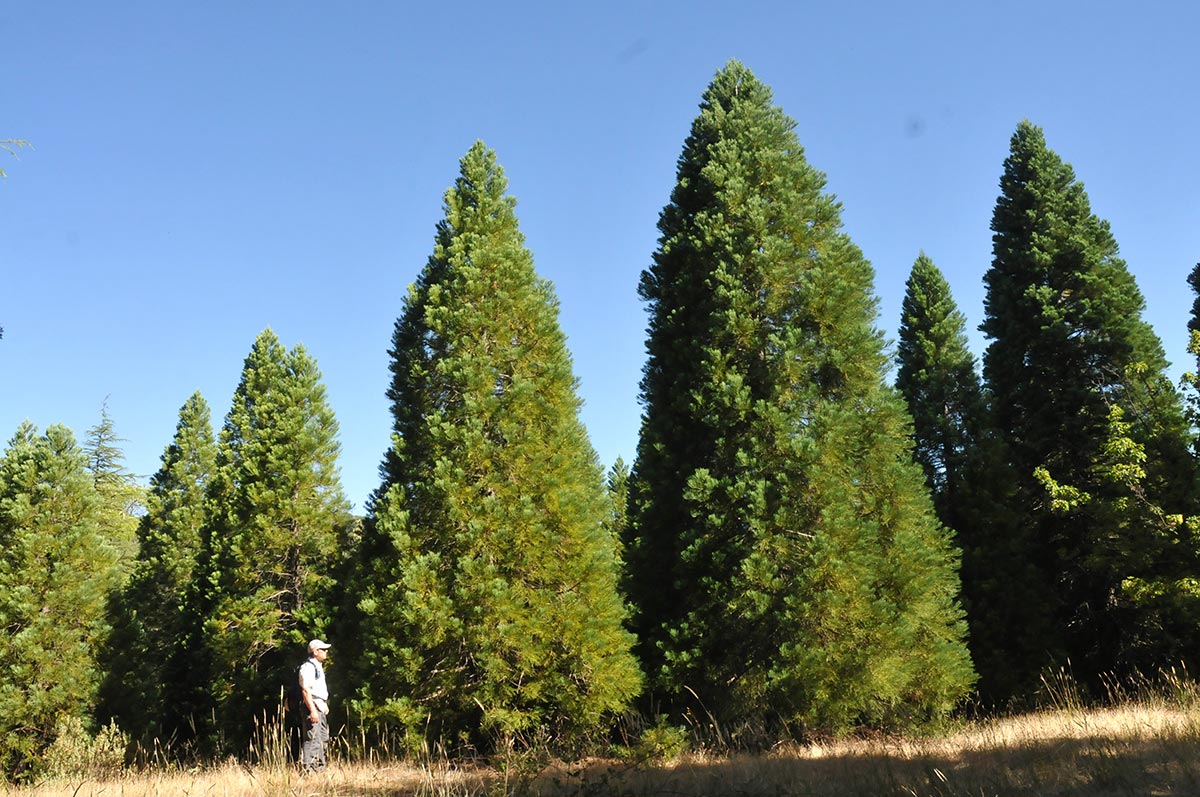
[5,685,1200,796]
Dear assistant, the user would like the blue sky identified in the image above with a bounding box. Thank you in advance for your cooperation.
[3,1,1198,511]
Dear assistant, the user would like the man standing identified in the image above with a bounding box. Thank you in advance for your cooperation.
[299,639,331,771]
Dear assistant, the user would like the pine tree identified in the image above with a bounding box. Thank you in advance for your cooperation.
[84,399,143,574]
[1184,264,1200,448]
[0,423,121,777]
[99,392,216,744]
[605,457,630,543]
[347,142,640,751]
[625,62,973,731]
[195,330,351,751]
[895,254,986,522]
[894,253,1032,701]
[979,121,1198,694]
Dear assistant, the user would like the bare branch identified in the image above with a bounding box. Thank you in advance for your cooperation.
[1,138,32,180]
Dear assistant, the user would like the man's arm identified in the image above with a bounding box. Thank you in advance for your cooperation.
[299,663,320,723]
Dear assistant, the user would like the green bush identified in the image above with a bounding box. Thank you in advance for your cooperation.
[40,717,129,780]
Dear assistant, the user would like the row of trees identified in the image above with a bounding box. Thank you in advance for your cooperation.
[3,61,1200,776]
[898,122,1200,700]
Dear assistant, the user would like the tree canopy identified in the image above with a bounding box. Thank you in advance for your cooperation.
[626,61,973,732]
[346,142,640,751]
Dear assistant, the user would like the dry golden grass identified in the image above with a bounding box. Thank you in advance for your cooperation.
[5,700,1200,796]
[544,703,1200,797]
[0,758,495,797]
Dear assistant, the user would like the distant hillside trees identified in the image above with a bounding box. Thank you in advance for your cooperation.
[343,143,640,752]
[624,61,973,733]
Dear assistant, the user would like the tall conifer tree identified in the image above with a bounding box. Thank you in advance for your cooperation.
[895,254,1028,700]
[626,62,973,731]
[348,143,640,750]
[979,122,1198,694]
[896,253,986,523]
[1184,264,1200,447]
[100,392,216,744]
[0,423,121,776]
[605,457,630,543]
[84,400,143,574]
[194,330,351,751]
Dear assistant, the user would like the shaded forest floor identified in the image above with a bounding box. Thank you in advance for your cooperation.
[5,700,1200,796]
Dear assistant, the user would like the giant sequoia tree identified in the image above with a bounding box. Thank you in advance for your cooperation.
[896,253,987,524]
[0,424,121,777]
[978,121,1199,695]
[625,62,973,732]
[347,143,640,750]
[895,253,1029,700]
[99,392,216,744]
[194,330,351,750]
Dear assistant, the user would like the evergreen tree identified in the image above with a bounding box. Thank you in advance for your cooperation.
[605,457,630,543]
[348,143,640,751]
[84,399,143,573]
[625,61,973,732]
[195,330,351,752]
[99,392,216,744]
[1183,264,1200,448]
[0,423,121,777]
[894,253,1032,701]
[979,121,1198,695]
[895,253,986,522]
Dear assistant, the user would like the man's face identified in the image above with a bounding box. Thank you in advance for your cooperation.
[313,647,330,662]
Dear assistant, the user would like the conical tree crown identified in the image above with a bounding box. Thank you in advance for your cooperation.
[983,121,1175,471]
[896,252,985,515]
[100,391,216,743]
[84,400,142,574]
[0,423,120,776]
[628,61,973,731]
[978,120,1197,692]
[198,329,350,749]
[351,143,639,749]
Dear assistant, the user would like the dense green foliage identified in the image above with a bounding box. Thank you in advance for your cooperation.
[624,62,973,732]
[344,143,640,752]
[7,65,1200,778]
[894,254,1026,700]
[896,253,987,525]
[976,121,1200,699]
[0,424,122,777]
[176,330,353,752]
[604,457,630,543]
[99,392,216,744]
[83,401,143,578]
[1184,263,1200,446]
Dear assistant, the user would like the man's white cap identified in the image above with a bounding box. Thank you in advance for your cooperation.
[308,639,331,653]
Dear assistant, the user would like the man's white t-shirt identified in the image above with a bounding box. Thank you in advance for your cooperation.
[300,657,329,713]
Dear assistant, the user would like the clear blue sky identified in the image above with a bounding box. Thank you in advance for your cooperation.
[3,2,1198,511]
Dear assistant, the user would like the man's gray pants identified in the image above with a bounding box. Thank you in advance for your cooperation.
[302,711,329,771]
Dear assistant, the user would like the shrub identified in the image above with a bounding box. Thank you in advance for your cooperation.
[40,717,129,780]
